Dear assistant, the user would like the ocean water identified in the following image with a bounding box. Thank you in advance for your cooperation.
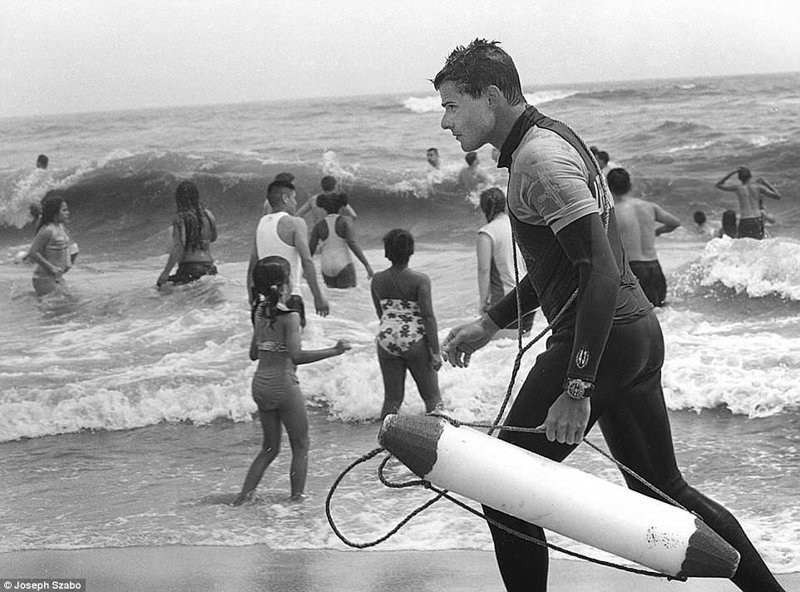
[1,72,799,575]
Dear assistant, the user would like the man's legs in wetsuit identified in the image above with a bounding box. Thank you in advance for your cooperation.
[483,313,784,592]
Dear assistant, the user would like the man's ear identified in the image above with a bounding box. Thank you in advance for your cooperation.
[484,85,504,107]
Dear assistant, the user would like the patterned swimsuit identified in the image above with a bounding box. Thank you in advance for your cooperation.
[376,298,425,355]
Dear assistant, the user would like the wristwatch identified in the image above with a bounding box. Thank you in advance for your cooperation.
[563,378,595,400]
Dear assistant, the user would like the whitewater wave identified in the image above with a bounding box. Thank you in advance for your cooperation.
[402,90,578,114]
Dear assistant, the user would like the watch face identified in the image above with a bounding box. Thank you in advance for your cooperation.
[567,381,584,398]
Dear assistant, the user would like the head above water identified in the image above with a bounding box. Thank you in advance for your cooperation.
[479,187,506,223]
[693,211,707,225]
[320,175,337,192]
[36,154,49,169]
[426,148,440,168]
[596,151,610,168]
[465,151,478,166]
[737,167,752,183]
[38,193,67,230]
[383,228,415,266]
[606,168,631,196]
[721,210,738,237]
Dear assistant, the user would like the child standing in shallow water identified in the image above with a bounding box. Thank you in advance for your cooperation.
[234,256,351,505]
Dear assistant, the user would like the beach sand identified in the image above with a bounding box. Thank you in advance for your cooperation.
[2,546,796,592]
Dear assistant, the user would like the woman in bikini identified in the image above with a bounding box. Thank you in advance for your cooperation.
[26,193,73,296]
[233,256,351,505]
[371,229,442,420]
[156,181,218,287]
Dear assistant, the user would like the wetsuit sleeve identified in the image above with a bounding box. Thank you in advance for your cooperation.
[486,274,540,330]
[555,212,618,383]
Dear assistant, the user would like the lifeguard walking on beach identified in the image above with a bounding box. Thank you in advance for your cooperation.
[434,38,785,592]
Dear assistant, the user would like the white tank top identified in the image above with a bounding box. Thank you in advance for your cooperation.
[478,213,526,295]
[255,212,303,295]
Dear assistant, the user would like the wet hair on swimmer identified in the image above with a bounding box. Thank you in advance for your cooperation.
[37,193,66,231]
[320,175,337,192]
[737,167,752,183]
[383,228,415,266]
[606,168,631,196]
[479,187,506,223]
[693,211,707,225]
[252,256,292,326]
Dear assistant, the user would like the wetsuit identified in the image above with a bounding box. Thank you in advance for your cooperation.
[485,106,784,592]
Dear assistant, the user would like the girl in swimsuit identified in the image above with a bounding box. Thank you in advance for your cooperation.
[156,181,218,287]
[370,229,443,420]
[26,194,72,296]
[233,256,351,505]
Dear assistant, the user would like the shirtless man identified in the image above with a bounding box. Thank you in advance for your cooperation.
[308,193,373,288]
[248,179,329,326]
[715,166,780,239]
[607,168,680,307]
[458,151,488,193]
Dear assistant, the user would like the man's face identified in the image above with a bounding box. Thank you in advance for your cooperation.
[426,150,440,168]
[439,81,495,153]
[285,191,297,214]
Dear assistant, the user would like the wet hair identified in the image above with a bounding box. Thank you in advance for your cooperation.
[606,168,630,194]
[465,152,478,166]
[479,187,507,223]
[174,181,206,251]
[274,172,295,183]
[266,179,296,208]
[432,39,525,106]
[36,154,49,169]
[693,211,707,225]
[606,168,631,195]
[320,175,337,192]
[737,167,752,183]
[319,193,342,215]
[37,193,65,232]
[383,228,415,266]
[721,210,737,238]
[427,148,438,155]
[252,256,291,326]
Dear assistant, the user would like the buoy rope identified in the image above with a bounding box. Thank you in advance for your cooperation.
[326,249,685,579]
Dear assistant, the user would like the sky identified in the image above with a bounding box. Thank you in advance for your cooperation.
[1,0,799,118]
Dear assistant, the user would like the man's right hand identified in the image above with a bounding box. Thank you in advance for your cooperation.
[442,315,498,368]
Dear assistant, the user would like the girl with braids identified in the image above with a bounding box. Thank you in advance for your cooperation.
[26,193,73,296]
[156,180,218,287]
[234,256,350,505]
